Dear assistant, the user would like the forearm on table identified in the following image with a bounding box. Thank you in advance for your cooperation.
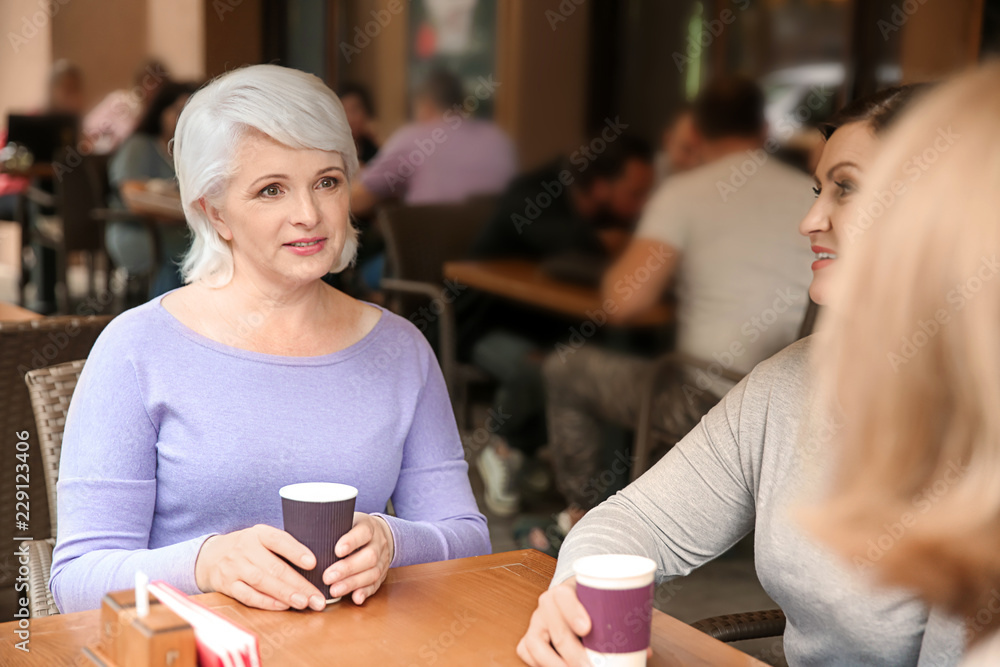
[373,513,490,568]
[553,493,674,586]
[50,533,215,614]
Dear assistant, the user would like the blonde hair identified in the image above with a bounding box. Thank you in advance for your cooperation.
[808,62,1000,625]
[172,64,360,287]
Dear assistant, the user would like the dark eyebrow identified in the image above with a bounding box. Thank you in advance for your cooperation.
[825,161,861,180]
[249,166,345,188]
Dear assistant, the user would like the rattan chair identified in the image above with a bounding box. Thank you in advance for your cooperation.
[690,608,787,642]
[18,359,88,618]
[378,196,498,427]
[0,317,110,620]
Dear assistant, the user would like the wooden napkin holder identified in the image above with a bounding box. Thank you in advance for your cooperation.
[83,589,197,667]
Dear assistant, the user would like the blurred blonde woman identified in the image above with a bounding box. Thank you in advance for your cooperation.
[809,62,1000,666]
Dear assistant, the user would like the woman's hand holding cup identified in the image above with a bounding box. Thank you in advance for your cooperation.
[323,512,395,605]
[194,524,328,612]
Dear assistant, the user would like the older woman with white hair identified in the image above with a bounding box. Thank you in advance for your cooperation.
[50,65,490,614]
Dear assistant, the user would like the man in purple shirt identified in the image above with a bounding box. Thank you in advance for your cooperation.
[350,69,516,215]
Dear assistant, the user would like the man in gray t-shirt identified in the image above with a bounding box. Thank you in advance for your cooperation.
[543,77,814,527]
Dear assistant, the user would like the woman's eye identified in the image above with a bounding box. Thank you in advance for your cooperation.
[835,180,854,196]
[318,177,338,189]
[812,185,821,198]
[260,184,281,197]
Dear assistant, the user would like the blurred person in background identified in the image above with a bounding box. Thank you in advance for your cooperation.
[84,58,171,155]
[465,136,656,517]
[654,107,700,184]
[516,83,968,667]
[338,82,380,165]
[0,60,87,220]
[806,65,1000,667]
[537,76,815,545]
[350,68,516,290]
[0,60,86,312]
[106,81,199,300]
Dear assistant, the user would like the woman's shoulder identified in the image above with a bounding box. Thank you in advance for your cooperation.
[366,305,435,358]
[89,298,173,356]
[723,336,815,419]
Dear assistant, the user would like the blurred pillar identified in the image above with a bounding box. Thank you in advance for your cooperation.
[495,0,591,170]
[899,0,985,82]
[0,0,53,121]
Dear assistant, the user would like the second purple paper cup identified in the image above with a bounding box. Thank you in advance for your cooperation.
[279,482,358,604]
[573,554,657,667]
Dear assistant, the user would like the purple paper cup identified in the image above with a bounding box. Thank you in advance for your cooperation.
[279,482,358,604]
[573,554,657,667]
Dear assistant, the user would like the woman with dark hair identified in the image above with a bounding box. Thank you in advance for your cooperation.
[106,81,199,298]
[518,84,968,667]
[338,82,379,165]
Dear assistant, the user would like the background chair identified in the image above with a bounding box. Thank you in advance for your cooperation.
[19,358,88,618]
[378,196,497,427]
[0,317,110,621]
[631,298,820,482]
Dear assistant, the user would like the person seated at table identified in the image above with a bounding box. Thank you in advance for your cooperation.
[805,64,1000,667]
[84,58,172,155]
[537,76,815,543]
[106,81,199,300]
[516,83,971,667]
[349,68,517,290]
[338,82,379,166]
[462,137,656,516]
[50,64,490,615]
[0,60,87,313]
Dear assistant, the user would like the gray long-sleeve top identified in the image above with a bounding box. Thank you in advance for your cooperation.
[554,337,965,666]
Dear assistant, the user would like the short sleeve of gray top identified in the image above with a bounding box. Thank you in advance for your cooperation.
[553,337,966,666]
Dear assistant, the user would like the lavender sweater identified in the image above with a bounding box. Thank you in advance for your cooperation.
[50,296,490,613]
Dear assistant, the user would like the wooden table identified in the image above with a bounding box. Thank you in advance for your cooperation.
[444,259,672,327]
[0,163,56,179]
[120,184,185,223]
[0,550,765,666]
[0,300,43,322]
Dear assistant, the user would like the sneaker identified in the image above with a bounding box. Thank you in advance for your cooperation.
[476,441,524,517]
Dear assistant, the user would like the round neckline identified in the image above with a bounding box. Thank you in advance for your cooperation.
[152,290,388,367]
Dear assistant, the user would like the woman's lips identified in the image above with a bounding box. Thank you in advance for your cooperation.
[284,238,327,256]
[811,245,837,271]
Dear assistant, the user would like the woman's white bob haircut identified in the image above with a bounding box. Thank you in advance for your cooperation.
[173,64,360,287]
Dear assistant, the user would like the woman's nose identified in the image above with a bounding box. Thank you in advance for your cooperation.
[799,197,831,237]
[291,190,321,227]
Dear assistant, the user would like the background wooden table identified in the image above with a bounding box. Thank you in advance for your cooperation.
[0,550,766,666]
[120,184,185,223]
[444,259,672,327]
